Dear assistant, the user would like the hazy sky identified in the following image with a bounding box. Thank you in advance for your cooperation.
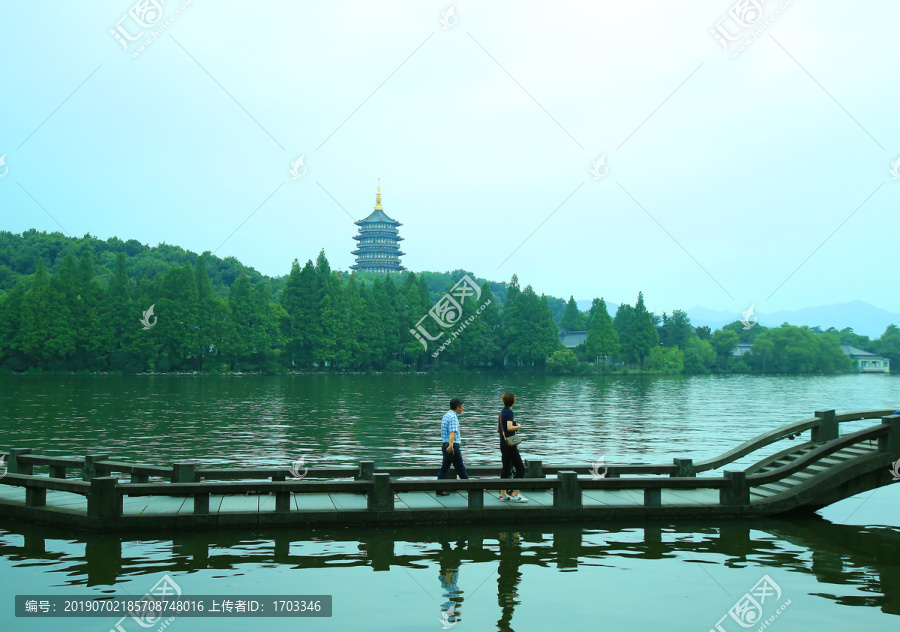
[1,1,898,319]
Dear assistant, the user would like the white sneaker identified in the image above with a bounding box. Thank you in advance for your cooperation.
[510,494,529,503]
[499,492,510,501]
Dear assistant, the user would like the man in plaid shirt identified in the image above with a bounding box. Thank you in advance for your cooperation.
[436,397,469,495]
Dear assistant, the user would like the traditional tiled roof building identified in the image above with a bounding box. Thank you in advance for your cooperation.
[350,181,406,273]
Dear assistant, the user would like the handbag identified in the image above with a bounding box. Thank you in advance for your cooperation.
[499,412,523,446]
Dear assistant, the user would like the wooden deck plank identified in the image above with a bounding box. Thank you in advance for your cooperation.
[137,496,187,515]
[0,487,25,501]
[328,493,368,511]
[661,489,716,506]
[432,492,470,509]
[295,493,336,512]
[517,490,553,506]
[396,492,447,509]
[44,491,87,508]
[219,495,260,513]
[583,489,642,506]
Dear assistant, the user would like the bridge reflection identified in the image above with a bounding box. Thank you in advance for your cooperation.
[1,516,898,624]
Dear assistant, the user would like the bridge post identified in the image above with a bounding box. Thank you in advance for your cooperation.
[644,487,661,507]
[812,409,838,442]
[879,414,900,452]
[88,477,122,518]
[357,461,375,481]
[171,463,196,484]
[275,490,291,512]
[8,448,33,475]
[26,486,47,507]
[468,488,484,509]
[673,458,694,477]
[130,472,150,484]
[553,471,581,509]
[720,471,749,506]
[49,465,66,479]
[194,493,210,514]
[368,473,393,511]
[525,460,544,478]
[83,454,110,481]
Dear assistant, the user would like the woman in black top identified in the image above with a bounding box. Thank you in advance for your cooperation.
[498,392,527,502]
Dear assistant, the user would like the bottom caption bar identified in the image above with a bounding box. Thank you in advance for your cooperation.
[16,595,333,617]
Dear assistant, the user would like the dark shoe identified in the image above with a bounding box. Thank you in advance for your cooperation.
[436,491,450,496]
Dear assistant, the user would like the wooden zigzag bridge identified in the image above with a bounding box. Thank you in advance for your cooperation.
[1,409,898,532]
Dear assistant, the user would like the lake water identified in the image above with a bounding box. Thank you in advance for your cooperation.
[1,374,899,631]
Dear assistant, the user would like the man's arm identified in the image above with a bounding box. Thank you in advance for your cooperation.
[447,431,456,452]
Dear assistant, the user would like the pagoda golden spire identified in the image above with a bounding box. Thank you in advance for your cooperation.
[374,178,383,210]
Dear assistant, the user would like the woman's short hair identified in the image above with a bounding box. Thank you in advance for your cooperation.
[449,397,463,411]
[502,392,516,407]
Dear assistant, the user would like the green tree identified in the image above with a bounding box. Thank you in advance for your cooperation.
[874,324,900,372]
[0,282,27,370]
[585,298,619,365]
[747,325,850,374]
[682,336,716,374]
[154,263,199,371]
[613,303,634,363]
[194,253,228,371]
[280,259,320,368]
[710,329,739,370]
[20,258,76,367]
[559,296,586,331]
[102,253,142,373]
[645,346,685,373]
[626,292,658,369]
[547,348,579,374]
[663,309,692,350]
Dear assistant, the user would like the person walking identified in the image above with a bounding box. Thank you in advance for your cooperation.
[498,392,527,502]
[436,397,469,495]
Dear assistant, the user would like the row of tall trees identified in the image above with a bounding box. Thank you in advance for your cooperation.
[1,229,896,375]
[0,248,567,372]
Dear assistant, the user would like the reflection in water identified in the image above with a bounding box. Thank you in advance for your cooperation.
[1,514,899,629]
[438,540,465,627]
[497,532,523,632]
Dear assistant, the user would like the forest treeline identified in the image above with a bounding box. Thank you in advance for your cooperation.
[0,230,897,374]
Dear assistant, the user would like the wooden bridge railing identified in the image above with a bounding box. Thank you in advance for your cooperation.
[5,408,892,483]
[2,411,898,520]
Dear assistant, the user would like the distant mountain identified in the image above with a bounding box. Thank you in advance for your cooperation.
[571,299,897,339]
[685,301,897,339]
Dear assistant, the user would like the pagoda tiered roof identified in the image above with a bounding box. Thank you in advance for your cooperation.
[349,181,407,273]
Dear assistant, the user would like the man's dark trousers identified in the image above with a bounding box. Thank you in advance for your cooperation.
[437,443,469,480]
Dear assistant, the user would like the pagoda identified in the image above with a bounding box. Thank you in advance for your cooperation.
[350,181,406,273]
